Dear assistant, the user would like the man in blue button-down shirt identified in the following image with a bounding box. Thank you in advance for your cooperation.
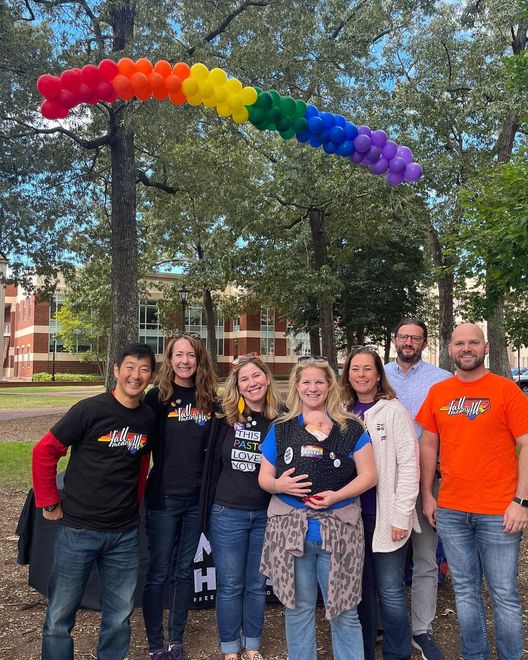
[385,318,451,660]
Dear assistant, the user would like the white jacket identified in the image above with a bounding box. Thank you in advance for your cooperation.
[362,398,421,552]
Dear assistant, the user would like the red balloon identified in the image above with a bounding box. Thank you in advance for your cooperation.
[98,59,118,82]
[81,64,101,87]
[60,68,82,92]
[112,74,134,100]
[57,89,80,109]
[154,60,172,78]
[173,62,190,80]
[96,81,117,102]
[78,83,99,104]
[135,86,152,101]
[166,75,181,93]
[41,99,68,119]
[37,74,61,99]
[150,72,168,100]
[169,90,187,106]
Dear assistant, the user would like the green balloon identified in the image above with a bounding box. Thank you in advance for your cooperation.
[254,86,263,96]
[256,92,272,110]
[270,107,282,123]
[295,99,307,117]
[280,127,296,140]
[292,116,308,133]
[266,122,277,131]
[280,96,297,117]
[276,116,291,132]
[269,89,281,106]
[249,106,265,125]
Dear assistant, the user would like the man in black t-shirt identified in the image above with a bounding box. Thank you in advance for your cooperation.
[32,343,156,660]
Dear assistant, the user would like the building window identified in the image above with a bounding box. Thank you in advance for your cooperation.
[27,344,30,363]
[49,295,65,352]
[183,305,224,356]
[287,330,311,357]
[260,307,275,356]
[138,300,165,354]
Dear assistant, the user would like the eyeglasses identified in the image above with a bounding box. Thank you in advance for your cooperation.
[395,333,425,343]
[350,345,378,352]
[171,331,202,341]
[232,352,260,366]
[297,355,328,362]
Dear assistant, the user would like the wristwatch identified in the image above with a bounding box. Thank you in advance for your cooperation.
[513,496,528,508]
[44,502,59,512]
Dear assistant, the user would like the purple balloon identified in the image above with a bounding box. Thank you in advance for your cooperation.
[381,140,398,160]
[366,146,381,162]
[350,151,364,164]
[357,125,372,136]
[387,171,405,186]
[396,145,413,164]
[370,157,389,175]
[404,162,423,182]
[354,134,371,153]
[371,130,388,148]
[388,156,406,173]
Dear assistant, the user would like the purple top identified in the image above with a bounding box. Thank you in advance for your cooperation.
[352,400,377,516]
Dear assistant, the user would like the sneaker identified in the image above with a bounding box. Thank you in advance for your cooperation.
[241,654,264,660]
[149,650,169,660]
[412,633,444,660]
[167,646,187,660]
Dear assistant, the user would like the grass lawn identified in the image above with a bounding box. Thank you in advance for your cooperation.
[0,395,89,409]
[0,386,103,394]
[0,442,69,489]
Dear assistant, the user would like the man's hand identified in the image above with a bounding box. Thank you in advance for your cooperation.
[422,493,437,528]
[503,500,528,534]
[42,503,63,521]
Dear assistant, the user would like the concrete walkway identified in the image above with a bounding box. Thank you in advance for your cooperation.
[0,407,73,421]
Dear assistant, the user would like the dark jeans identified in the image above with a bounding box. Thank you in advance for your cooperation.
[142,497,200,651]
[42,525,139,660]
[358,514,411,660]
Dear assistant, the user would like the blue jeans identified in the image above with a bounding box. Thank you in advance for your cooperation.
[285,541,365,660]
[358,514,411,660]
[436,507,523,660]
[208,504,268,654]
[142,497,200,651]
[42,524,139,660]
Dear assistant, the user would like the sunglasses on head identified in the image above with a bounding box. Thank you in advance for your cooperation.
[297,355,328,362]
[171,331,202,341]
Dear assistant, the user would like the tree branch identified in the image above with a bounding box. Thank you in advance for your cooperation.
[0,115,111,148]
[136,169,180,194]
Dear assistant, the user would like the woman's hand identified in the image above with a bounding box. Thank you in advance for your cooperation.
[275,467,312,497]
[391,525,408,542]
[304,490,336,509]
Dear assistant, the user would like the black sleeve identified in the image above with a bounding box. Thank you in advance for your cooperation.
[198,415,227,532]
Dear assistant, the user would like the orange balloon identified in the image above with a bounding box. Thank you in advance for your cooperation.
[154,60,172,78]
[169,90,187,105]
[166,75,182,93]
[173,62,191,80]
[131,72,150,94]
[150,72,165,91]
[112,74,134,100]
[117,57,136,77]
[136,87,151,101]
[135,58,153,76]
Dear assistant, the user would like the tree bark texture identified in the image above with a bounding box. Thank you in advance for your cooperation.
[308,207,337,371]
[428,227,454,372]
[203,287,218,373]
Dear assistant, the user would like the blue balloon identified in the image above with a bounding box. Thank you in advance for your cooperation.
[296,130,310,142]
[305,104,319,119]
[329,126,345,144]
[309,135,323,148]
[336,140,355,156]
[344,122,358,140]
[334,114,346,127]
[323,141,336,154]
[319,130,330,144]
[307,116,324,134]
[320,112,335,130]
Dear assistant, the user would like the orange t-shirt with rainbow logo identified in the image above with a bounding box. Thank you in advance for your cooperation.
[416,372,528,515]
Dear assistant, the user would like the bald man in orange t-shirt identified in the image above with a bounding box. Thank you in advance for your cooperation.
[417,323,528,660]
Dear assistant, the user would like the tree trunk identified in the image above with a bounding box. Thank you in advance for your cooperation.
[105,0,137,389]
[309,326,320,356]
[308,207,337,371]
[383,328,391,364]
[106,114,138,389]
[203,287,218,373]
[486,295,511,377]
[428,227,454,372]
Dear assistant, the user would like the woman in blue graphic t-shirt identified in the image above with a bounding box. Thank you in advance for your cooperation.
[258,358,377,660]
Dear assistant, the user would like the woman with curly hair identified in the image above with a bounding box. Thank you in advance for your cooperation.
[259,358,377,660]
[199,355,282,660]
[142,333,217,660]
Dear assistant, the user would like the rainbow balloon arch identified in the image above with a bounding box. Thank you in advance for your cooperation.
[37,59,423,186]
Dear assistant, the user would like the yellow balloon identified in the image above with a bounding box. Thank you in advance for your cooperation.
[241,86,258,106]
[214,86,228,103]
[225,77,242,94]
[187,94,203,106]
[182,77,199,97]
[227,94,243,111]
[209,67,228,86]
[199,80,214,99]
[232,107,249,124]
[190,62,209,81]
[216,103,232,117]
[203,96,217,108]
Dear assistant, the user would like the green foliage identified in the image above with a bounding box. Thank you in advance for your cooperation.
[31,372,102,382]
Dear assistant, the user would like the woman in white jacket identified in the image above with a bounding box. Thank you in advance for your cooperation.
[341,346,420,660]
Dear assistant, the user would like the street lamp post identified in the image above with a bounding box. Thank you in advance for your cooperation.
[179,284,189,332]
[51,332,57,382]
